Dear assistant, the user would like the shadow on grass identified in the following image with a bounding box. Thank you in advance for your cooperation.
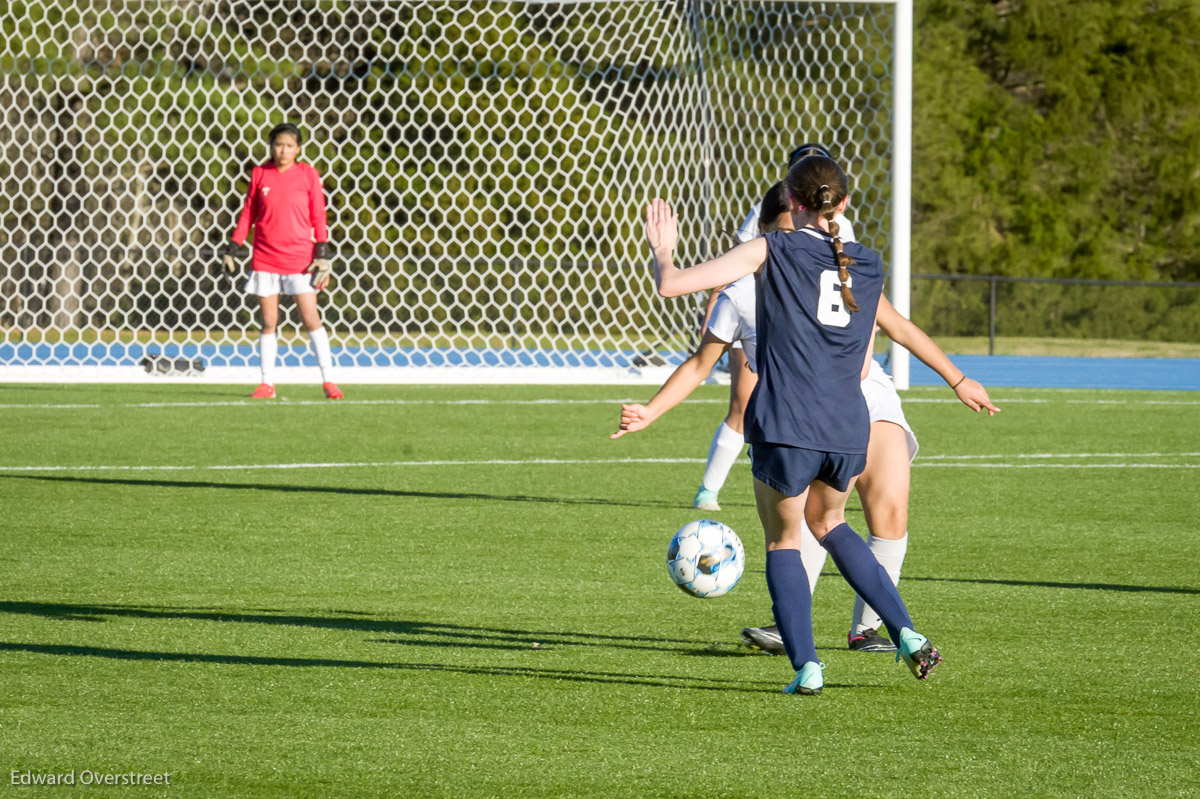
[0,601,729,656]
[904,575,1200,596]
[0,473,693,511]
[744,569,1199,596]
[0,603,892,692]
[0,640,801,693]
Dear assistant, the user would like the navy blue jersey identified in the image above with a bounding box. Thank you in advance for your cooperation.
[744,228,885,454]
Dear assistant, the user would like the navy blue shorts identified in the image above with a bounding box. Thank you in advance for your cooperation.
[749,443,867,496]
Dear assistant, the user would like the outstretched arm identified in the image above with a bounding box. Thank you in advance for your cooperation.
[646,199,766,297]
[611,333,731,439]
[875,295,1000,416]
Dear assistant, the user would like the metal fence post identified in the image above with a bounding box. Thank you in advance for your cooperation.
[910,272,1200,357]
[989,277,996,356]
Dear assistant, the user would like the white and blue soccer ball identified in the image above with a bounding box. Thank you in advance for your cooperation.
[666,519,745,598]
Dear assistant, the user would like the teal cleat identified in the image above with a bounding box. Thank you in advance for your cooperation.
[693,487,721,511]
[783,661,825,695]
[896,627,942,681]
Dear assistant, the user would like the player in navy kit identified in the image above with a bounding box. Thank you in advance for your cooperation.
[692,145,854,513]
[643,155,941,695]
[617,182,998,657]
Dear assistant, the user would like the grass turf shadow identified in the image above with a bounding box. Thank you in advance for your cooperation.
[903,575,1200,595]
[745,569,1200,596]
[0,602,891,691]
[0,640,854,694]
[0,472,707,511]
[0,601,738,656]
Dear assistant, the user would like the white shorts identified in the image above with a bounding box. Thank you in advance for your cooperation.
[244,271,315,297]
[861,359,919,462]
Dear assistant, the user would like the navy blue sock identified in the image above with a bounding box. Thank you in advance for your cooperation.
[820,523,914,644]
[765,548,819,670]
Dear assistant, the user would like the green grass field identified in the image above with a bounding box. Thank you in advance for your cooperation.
[1,383,1198,798]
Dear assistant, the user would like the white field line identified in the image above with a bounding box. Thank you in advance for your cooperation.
[0,403,105,409]
[0,458,710,472]
[0,398,722,410]
[903,398,1200,406]
[1067,399,1200,406]
[919,451,1200,460]
[3,454,1200,473]
[915,463,1200,469]
[1,396,1199,410]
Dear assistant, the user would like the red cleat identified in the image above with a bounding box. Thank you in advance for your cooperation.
[249,383,275,399]
[323,382,344,400]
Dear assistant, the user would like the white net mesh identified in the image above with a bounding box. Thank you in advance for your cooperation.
[0,0,895,376]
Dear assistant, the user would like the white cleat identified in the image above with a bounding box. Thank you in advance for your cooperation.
[693,487,721,511]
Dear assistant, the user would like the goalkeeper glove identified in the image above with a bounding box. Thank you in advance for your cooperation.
[308,241,333,290]
[220,242,249,275]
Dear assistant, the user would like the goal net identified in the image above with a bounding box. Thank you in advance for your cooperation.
[1,0,898,382]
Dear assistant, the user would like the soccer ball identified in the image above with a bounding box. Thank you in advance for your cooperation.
[666,519,745,598]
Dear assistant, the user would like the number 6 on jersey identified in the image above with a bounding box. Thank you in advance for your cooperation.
[817,269,852,327]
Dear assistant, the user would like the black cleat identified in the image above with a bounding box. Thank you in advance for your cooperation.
[847,627,897,653]
[740,624,786,656]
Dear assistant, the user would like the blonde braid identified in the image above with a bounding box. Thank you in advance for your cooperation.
[817,184,857,313]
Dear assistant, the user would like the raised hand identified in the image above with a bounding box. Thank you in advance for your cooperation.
[644,198,678,260]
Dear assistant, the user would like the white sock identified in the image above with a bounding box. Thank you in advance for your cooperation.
[701,422,745,492]
[799,520,827,595]
[852,533,908,633]
[308,326,334,383]
[259,332,277,384]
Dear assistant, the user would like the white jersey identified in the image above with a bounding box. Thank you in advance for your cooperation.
[736,202,856,244]
[707,276,757,371]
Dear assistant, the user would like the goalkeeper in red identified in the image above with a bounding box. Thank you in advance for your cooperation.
[221,123,342,399]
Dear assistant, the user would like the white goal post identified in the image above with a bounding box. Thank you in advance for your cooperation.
[0,0,912,384]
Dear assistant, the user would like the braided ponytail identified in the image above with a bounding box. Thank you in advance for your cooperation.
[787,157,857,313]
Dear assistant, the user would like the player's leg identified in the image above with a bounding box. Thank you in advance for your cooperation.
[847,420,912,652]
[694,349,754,510]
[252,293,279,398]
[727,348,754,431]
[740,517,826,655]
[295,291,341,399]
[740,430,827,656]
[808,475,941,680]
[754,477,823,694]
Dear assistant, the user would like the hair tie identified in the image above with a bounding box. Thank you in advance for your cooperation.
[819,184,829,191]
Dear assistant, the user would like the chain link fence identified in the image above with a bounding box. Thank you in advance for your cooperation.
[910,274,1200,355]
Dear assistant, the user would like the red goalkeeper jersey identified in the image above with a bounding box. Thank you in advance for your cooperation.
[232,162,329,274]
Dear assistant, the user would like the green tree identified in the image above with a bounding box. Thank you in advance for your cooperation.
[913,0,1200,282]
